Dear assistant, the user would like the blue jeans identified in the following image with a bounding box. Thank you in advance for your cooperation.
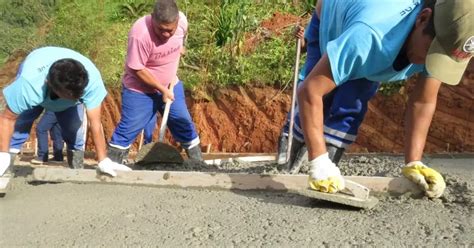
[36,111,64,162]
[10,105,85,153]
[282,14,380,148]
[143,112,157,144]
[110,81,200,149]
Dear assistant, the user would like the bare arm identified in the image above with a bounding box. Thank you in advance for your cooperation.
[86,106,107,161]
[298,53,336,160]
[404,76,441,163]
[0,106,18,152]
[135,69,174,102]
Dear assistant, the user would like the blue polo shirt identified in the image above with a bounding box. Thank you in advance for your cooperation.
[3,47,107,114]
[320,0,427,85]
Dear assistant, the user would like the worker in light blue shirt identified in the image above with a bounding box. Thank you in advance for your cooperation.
[294,0,473,199]
[0,46,131,177]
[277,9,379,172]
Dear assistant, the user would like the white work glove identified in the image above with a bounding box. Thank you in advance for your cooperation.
[402,161,446,198]
[0,152,11,176]
[308,152,345,193]
[97,158,132,177]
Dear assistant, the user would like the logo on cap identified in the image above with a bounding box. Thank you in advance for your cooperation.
[463,36,474,53]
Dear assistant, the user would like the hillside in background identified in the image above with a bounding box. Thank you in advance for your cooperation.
[0,0,472,154]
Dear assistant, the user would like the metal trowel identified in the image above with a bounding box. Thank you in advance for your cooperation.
[296,179,379,209]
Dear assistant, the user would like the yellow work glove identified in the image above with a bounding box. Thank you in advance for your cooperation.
[402,161,446,198]
[308,152,345,193]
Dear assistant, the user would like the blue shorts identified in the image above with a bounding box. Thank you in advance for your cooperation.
[110,81,200,149]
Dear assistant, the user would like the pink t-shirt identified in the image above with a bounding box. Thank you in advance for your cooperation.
[123,12,187,93]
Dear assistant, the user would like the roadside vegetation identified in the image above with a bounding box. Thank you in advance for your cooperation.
[0,0,401,95]
[0,0,57,63]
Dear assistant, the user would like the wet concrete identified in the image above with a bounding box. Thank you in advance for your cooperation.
[0,156,472,247]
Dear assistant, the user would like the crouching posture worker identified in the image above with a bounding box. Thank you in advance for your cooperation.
[294,0,473,198]
[0,46,131,177]
[108,0,203,163]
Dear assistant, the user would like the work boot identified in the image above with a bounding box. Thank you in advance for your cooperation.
[285,137,308,174]
[327,143,345,166]
[3,152,17,176]
[276,133,288,165]
[9,152,17,167]
[185,145,203,161]
[107,145,130,164]
[67,149,84,169]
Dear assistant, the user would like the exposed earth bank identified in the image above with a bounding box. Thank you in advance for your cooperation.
[0,11,472,155]
[99,66,474,154]
[1,60,473,154]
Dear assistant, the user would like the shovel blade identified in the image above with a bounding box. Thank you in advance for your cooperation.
[135,142,184,165]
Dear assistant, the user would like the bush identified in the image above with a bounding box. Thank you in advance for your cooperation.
[45,0,130,86]
[1,0,321,91]
[111,0,153,22]
[0,0,57,64]
[179,0,301,90]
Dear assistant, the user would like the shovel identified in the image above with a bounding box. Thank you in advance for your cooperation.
[135,84,184,165]
[286,36,302,163]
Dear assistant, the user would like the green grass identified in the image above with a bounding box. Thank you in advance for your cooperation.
[45,0,131,87]
[179,0,301,90]
[0,0,57,64]
[0,0,403,95]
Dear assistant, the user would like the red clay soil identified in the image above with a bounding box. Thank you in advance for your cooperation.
[260,12,301,35]
[97,70,473,154]
[242,12,303,54]
[1,9,473,155]
[0,52,473,154]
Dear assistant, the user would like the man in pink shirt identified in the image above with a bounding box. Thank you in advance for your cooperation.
[108,0,202,163]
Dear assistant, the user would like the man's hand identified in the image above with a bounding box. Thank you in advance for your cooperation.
[163,78,178,103]
[97,157,132,177]
[293,25,304,40]
[402,161,446,198]
[308,152,345,193]
[162,88,175,103]
[0,152,11,176]
[292,24,306,49]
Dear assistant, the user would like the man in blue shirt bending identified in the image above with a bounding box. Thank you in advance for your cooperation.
[292,0,473,198]
[0,47,131,177]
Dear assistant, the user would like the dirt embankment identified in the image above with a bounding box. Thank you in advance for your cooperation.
[97,65,474,154]
[0,10,472,154]
[1,52,473,154]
